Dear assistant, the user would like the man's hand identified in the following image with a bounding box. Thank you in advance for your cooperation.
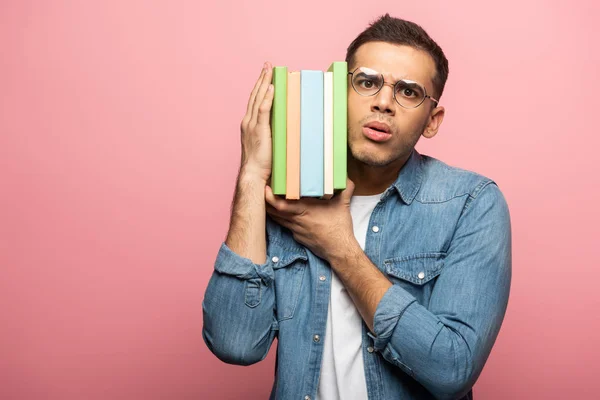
[239,62,275,183]
[265,179,358,262]
[225,62,274,264]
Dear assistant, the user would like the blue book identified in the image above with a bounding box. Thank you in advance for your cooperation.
[300,70,324,197]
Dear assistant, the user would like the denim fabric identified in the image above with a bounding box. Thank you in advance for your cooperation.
[202,149,511,400]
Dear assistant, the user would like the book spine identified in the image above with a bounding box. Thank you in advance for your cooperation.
[300,70,324,197]
[323,71,334,199]
[327,62,347,190]
[286,71,301,200]
[271,66,288,195]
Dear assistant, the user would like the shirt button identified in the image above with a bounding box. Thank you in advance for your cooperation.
[313,334,320,343]
[272,256,279,263]
[418,271,425,280]
[305,396,311,400]
[367,346,374,353]
[372,226,380,233]
[319,275,326,281]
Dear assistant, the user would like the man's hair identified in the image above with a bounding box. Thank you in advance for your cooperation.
[345,13,449,100]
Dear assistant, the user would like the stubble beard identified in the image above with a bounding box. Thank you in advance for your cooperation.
[348,123,425,168]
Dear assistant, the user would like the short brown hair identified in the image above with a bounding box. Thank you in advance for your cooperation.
[346,14,449,100]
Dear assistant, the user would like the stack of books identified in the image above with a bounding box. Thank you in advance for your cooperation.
[270,62,348,199]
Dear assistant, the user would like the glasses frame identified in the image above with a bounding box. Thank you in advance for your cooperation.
[348,67,439,109]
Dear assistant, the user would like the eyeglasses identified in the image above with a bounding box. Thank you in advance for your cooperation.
[348,67,439,109]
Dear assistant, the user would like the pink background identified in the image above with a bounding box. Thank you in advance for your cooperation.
[1,1,599,399]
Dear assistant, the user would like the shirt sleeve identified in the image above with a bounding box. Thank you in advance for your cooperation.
[370,182,512,400]
[202,241,278,366]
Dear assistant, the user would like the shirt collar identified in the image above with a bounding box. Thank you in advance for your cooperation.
[390,148,424,205]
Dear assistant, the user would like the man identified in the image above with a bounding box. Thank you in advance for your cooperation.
[202,14,511,400]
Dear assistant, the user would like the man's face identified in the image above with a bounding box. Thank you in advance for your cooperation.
[347,41,440,168]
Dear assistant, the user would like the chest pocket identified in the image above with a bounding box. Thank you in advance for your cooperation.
[271,249,308,322]
[383,253,445,303]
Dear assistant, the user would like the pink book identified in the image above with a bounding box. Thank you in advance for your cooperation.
[286,71,301,200]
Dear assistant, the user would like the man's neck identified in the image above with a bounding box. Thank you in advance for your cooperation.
[347,153,410,196]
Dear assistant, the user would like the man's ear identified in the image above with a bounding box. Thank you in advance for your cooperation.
[422,106,445,139]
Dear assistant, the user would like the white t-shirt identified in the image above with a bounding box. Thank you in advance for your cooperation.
[317,192,383,400]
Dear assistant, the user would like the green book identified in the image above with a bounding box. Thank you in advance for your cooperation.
[327,62,347,190]
[270,66,288,195]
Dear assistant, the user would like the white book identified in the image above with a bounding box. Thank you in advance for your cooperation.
[323,71,334,199]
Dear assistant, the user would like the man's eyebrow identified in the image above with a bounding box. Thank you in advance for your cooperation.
[356,68,424,85]
[385,72,429,88]
[400,80,421,87]
[369,69,410,82]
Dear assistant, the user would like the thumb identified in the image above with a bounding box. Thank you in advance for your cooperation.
[340,178,355,202]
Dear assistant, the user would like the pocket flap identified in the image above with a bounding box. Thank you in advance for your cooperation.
[383,253,445,285]
[271,250,308,270]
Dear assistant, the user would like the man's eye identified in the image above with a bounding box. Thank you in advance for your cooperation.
[397,83,424,98]
[359,79,375,88]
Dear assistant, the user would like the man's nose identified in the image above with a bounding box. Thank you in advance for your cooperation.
[370,83,396,115]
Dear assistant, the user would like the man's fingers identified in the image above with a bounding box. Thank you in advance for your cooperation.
[246,64,267,118]
[265,185,286,210]
[266,203,286,219]
[256,84,275,126]
[340,178,356,202]
[265,185,301,215]
[269,214,293,231]
[250,62,273,125]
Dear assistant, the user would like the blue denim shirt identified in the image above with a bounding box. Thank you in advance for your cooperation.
[202,149,512,400]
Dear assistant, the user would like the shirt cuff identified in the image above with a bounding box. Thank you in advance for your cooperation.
[369,284,417,351]
[213,242,275,285]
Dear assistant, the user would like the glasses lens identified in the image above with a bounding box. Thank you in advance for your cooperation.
[394,80,426,108]
[351,67,383,96]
